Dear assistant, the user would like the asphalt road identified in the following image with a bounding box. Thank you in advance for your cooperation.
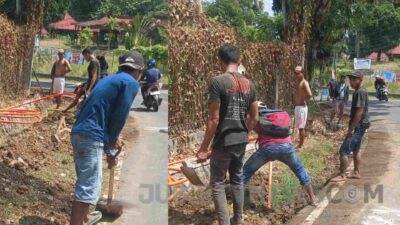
[31,79,168,225]
[113,90,168,225]
[287,97,400,225]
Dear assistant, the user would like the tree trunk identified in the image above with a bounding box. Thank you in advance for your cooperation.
[377,50,382,62]
[254,0,260,12]
[282,0,287,30]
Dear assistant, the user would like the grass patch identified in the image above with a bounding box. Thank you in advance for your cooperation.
[33,151,75,186]
[270,143,334,207]
[271,170,299,206]
[0,189,31,219]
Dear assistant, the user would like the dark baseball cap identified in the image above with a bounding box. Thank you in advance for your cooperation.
[119,51,144,70]
[347,70,363,78]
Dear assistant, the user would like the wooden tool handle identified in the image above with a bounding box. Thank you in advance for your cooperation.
[107,167,115,204]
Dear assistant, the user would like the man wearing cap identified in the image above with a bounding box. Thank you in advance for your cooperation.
[293,66,312,150]
[333,71,370,182]
[51,49,72,109]
[69,51,144,225]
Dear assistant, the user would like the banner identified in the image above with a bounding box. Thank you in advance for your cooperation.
[383,71,395,82]
[354,58,371,70]
[72,53,84,64]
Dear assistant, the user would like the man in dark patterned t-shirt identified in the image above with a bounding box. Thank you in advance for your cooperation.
[196,44,258,225]
[333,70,370,182]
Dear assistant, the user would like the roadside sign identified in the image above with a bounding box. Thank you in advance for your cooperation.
[354,58,371,70]
[383,71,395,82]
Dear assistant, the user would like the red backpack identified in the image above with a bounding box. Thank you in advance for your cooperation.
[259,109,291,137]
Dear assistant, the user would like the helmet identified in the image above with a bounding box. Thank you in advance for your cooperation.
[147,59,156,68]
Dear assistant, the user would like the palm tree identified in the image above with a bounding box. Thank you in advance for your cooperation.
[125,15,151,49]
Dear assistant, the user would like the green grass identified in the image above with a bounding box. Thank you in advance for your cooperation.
[271,143,334,207]
[33,51,122,78]
[0,188,31,219]
[271,170,299,206]
[34,151,75,186]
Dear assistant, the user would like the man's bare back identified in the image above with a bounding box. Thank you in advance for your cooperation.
[294,79,312,106]
[53,59,72,78]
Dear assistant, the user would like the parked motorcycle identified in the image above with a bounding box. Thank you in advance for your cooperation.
[140,81,162,112]
[377,86,389,102]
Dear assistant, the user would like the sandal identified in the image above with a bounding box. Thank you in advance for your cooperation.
[88,211,102,225]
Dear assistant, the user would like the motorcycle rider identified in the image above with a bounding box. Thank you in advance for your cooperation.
[140,59,162,104]
[374,75,386,98]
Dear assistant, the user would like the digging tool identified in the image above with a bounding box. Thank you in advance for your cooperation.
[96,148,123,217]
[180,150,212,186]
[180,161,205,186]
[267,161,273,209]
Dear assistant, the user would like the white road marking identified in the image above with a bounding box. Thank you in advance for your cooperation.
[143,126,168,132]
[300,147,361,224]
[302,186,341,225]
[299,134,370,225]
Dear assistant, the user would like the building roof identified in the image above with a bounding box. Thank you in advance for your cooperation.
[40,28,49,35]
[48,13,78,31]
[368,52,389,60]
[387,44,400,55]
[74,16,133,31]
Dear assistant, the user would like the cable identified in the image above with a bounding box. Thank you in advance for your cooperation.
[0,93,75,124]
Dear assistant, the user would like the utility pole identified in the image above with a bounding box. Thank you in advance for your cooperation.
[275,71,280,109]
[355,30,360,58]
[15,0,21,24]
[282,0,287,29]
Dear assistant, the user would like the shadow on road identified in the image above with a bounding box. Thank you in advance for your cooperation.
[131,107,150,112]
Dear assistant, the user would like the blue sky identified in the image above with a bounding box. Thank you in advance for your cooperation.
[264,0,274,15]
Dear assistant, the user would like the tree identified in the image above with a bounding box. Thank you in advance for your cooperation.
[78,27,94,49]
[361,3,400,61]
[105,17,120,50]
[0,0,71,26]
[205,0,278,42]
[69,0,102,21]
[125,15,151,50]
[43,0,71,26]
[95,0,167,18]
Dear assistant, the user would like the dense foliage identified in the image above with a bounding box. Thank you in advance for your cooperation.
[169,0,303,141]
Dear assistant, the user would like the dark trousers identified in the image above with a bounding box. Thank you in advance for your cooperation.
[210,144,247,225]
[141,85,149,101]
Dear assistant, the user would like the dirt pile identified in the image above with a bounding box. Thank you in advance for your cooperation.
[0,111,75,225]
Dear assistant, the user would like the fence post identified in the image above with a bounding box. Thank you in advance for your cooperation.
[23,41,35,95]
[275,71,280,109]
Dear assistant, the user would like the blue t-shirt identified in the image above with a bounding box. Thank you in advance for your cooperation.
[72,72,139,144]
[142,67,161,83]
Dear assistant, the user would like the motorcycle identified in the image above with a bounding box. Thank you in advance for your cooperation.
[140,81,162,112]
[377,85,389,102]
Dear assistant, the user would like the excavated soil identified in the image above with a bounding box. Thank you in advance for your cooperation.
[0,107,76,224]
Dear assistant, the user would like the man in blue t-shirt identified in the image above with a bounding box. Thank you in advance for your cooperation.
[140,59,162,103]
[69,51,144,225]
